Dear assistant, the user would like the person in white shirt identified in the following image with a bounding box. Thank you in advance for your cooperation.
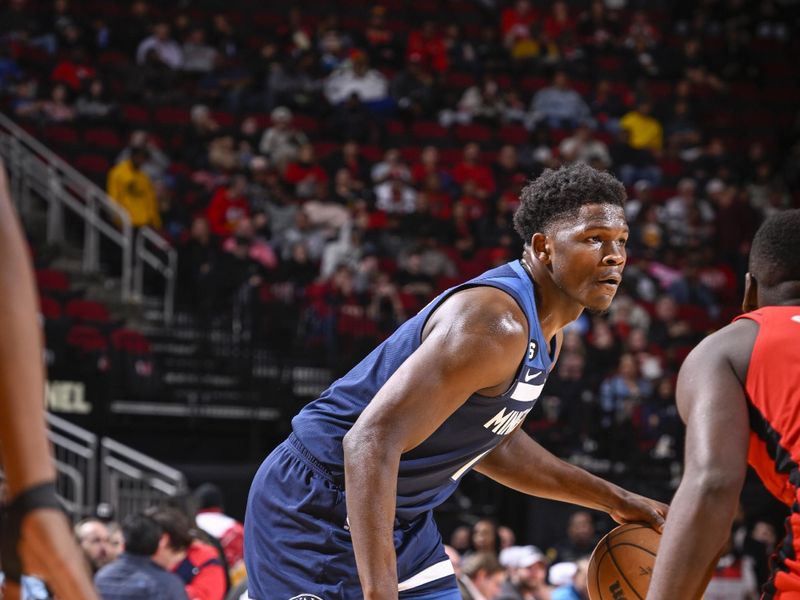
[136,22,183,70]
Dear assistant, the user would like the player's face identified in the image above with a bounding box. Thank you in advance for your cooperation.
[546,203,628,312]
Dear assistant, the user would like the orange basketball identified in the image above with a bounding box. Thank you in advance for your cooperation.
[587,523,661,600]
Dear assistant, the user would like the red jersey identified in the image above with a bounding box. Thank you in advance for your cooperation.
[734,306,800,599]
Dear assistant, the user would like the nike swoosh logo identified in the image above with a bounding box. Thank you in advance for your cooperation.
[524,369,542,382]
[792,315,800,324]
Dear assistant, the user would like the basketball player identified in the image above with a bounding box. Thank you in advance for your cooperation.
[647,209,800,600]
[0,162,99,599]
[245,162,668,600]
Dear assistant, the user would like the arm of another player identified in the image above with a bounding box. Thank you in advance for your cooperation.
[474,429,667,530]
[343,287,528,600]
[0,161,99,600]
[646,322,755,600]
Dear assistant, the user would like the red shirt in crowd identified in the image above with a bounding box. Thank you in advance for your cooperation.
[206,187,250,237]
[173,541,227,600]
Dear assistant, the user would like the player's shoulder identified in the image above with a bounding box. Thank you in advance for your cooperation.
[424,286,528,356]
[684,318,759,377]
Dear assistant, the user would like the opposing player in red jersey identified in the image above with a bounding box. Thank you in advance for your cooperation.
[648,208,800,600]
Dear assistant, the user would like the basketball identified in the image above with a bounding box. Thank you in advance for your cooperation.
[587,523,661,600]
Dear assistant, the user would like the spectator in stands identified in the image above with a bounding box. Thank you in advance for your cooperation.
[391,52,438,120]
[459,552,506,600]
[371,148,411,185]
[497,545,552,600]
[258,106,308,171]
[193,483,245,585]
[116,130,171,185]
[363,6,398,68]
[551,512,599,564]
[375,176,416,215]
[470,518,500,557]
[75,78,116,120]
[551,557,590,600]
[324,49,390,114]
[264,49,323,112]
[528,70,591,130]
[148,507,227,600]
[283,143,328,199]
[576,0,621,50]
[281,209,328,261]
[75,517,112,575]
[501,0,539,50]
[107,521,125,563]
[406,20,448,74]
[206,175,251,238]
[181,27,218,73]
[559,124,611,169]
[660,178,714,246]
[107,146,161,229]
[453,143,495,200]
[620,99,663,154]
[704,536,759,600]
[95,512,188,600]
[324,139,370,187]
[136,21,183,70]
[39,82,77,122]
[51,47,96,92]
[492,145,526,194]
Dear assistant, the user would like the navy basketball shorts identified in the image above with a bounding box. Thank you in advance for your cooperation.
[244,433,461,600]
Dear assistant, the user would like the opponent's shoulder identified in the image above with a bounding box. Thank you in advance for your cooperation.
[683,318,759,380]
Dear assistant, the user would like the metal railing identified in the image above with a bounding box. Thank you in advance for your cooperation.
[0,112,178,323]
[100,437,187,521]
[46,412,98,519]
[135,225,177,324]
[0,112,133,298]
[46,413,187,520]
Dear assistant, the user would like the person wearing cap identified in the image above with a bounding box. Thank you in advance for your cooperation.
[258,106,308,171]
[498,545,553,600]
[551,558,589,600]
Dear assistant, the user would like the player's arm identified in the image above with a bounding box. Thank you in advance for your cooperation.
[646,321,755,600]
[474,429,667,530]
[0,162,99,600]
[343,287,527,600]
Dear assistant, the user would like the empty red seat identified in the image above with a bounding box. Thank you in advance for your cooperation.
[39,296,62,320]
[411,121,449,142]
[455,124,494,144]
[154,106,191,126]
[499,125,529,146]
[36,269,70,292]
[73,154,111,176]
[43,125,79,145]
[66,325,108,351]
[84,128,123,149]
[65,299,110,324]
[122,104,150,125]
[110,328,151,354]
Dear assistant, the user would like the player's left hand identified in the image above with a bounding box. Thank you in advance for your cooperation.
[609,491,669,533]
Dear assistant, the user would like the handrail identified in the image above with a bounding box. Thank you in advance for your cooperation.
[134,226,177,324]
[101,437,186,483]
[0,112,179,322]
[0,112,134,299]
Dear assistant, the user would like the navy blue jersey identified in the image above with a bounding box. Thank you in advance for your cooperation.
[291,260,553,520]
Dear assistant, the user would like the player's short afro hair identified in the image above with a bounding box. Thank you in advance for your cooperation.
[513,162,626,245]
[750,208,800,286]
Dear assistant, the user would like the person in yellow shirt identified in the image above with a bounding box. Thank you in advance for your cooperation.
[620,99,663,154]
[106,147,162,228]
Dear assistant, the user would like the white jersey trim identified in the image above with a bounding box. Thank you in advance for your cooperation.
[397,559,455,592]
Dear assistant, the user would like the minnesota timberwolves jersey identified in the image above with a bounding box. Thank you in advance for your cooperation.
[291,260,553,521]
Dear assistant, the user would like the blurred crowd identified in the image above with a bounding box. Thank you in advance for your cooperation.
[1,0,799,562]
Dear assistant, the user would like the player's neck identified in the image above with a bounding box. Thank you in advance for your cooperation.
[520,255,584,340]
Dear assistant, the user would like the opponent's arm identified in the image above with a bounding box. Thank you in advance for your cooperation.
[343,288,527,600]
[474,429,667,530]
[0,162,99,600]
[646,323,754,600]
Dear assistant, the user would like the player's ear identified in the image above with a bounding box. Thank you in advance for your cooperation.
[742,272,758,313]
[531,232,551,265]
